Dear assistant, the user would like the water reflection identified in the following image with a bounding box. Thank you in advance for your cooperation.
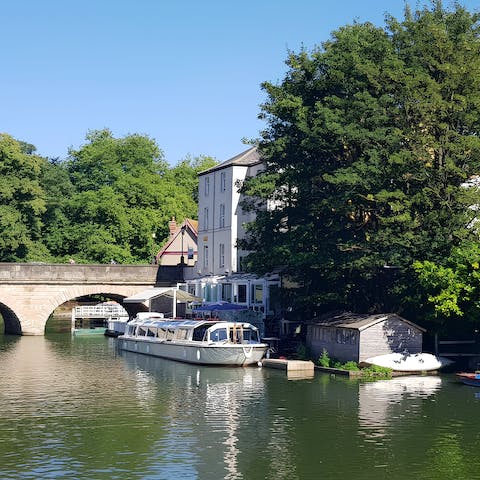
[119,350,267,480]
[2,336,480,479]
[358,375,442,437]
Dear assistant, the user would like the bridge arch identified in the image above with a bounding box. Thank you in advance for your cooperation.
[0,301,22,335]
[46,287,149,331]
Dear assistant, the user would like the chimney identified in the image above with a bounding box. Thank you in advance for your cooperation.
[168,216,177,237]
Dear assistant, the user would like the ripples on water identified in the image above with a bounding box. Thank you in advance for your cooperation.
[1,335,480,479]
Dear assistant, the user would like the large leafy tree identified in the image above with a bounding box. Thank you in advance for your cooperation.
[240,2,480,322]
[0,134,48,261]
[52,129,213,263]
[59,130,167,263]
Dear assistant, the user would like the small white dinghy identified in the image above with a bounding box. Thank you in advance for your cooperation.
[363,352,453,372]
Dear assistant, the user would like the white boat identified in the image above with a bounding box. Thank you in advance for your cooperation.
[363,352,453,372]
[118,313,268,366]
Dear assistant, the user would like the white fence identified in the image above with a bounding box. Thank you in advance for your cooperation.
[73,304,128,319]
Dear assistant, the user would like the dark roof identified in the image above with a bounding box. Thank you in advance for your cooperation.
[309,311,426,332]
[199,146,261,175]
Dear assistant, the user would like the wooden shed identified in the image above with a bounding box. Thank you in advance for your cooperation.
[306,312,425,363]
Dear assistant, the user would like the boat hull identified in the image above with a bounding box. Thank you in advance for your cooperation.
[118,337,267,366]
[73,328,106,336]
[457,373,480,387]
[363,352,453,372]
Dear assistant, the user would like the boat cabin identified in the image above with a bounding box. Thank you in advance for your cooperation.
[125,318,262,344]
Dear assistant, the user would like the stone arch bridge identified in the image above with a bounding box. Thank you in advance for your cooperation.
[0,263,183,336]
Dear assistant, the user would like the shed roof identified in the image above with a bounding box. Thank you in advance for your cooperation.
[309,311,426,332]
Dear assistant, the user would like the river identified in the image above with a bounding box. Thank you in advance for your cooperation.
[0,333,478,480]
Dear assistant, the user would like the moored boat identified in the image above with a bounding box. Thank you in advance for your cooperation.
[118,314,268,366]
[363,352,453,372]
[456,372,480,387]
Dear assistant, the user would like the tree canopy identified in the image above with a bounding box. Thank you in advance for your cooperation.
[0,134,47,261]
[240,1,480,327]
[0,130,216,264]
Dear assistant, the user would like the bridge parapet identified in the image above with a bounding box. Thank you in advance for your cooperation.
[0,263,182,285]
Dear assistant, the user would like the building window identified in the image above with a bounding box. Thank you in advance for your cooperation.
[221,283,232,302]
[219,203,225,228]
[203,245,209,268]
[236,284,247,303]
[251,284,263,304]
[219,243,225,268]
[220,172,226,192]
[204,207,209,230]
[205,177,210,196]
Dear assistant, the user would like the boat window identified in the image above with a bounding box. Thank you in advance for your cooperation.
[243,329,259,343]
[147,328,156,337]
[210,328,228,342]
[138,326,148,337]
[166,329,175,341]
[176,328,188,340]
[157,328,166,339]
[192,325,209,341]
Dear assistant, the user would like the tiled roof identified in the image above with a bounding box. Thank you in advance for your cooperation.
[199,146,261,175]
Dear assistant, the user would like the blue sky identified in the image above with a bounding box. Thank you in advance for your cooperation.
[2,1,479,165]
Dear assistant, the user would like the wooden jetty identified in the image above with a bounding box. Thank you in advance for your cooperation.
[261,359,315,379]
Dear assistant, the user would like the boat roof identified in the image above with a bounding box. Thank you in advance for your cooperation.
[128,318,258,330]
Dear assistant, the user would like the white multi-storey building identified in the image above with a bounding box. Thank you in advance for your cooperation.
[184,147,280,321]
[198,146,262,277]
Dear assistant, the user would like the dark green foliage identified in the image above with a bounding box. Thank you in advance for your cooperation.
[0,134,47,261]
[240,2,480,324]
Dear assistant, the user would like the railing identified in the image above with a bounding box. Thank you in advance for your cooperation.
[74,304,128,319]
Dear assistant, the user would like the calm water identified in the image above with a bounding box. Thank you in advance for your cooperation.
[0,334,479,480]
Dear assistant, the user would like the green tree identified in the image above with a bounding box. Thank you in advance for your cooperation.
[413,241,480,334]
[39,157,75,262]
[55,130,214,263]
[0,134,48,261]
[240,2,480,320]
[164,154,217,203]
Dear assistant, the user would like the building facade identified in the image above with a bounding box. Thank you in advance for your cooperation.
[156,218,198,267]
[306,312,425,363]
[183,147,280,322]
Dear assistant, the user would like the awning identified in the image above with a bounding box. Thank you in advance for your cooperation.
[194,302,248,312]
[123,288,202,303]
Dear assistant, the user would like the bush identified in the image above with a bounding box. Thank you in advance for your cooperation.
[362,364,392,378]
[318,349,330,367]
[342,361,360,371]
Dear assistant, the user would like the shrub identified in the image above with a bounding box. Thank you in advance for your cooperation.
[318,348,330,367]
[342,361,360,371]
[362,364,392,378]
